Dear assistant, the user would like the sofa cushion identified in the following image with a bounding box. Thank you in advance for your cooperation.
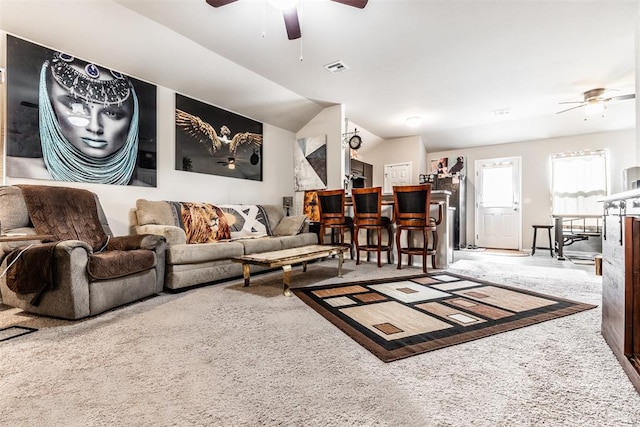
[166,241,244,264]
[278,232,319,250]
[239,236,282,254]
[273,215,307,236]
[88,249,156,280]
[136,199,176,226]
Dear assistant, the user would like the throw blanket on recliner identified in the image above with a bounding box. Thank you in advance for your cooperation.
[5,186,110,304]
[17,185,109,250]
[5,242,58,305]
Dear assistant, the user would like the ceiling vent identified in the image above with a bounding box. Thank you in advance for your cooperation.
[324,60,350,74]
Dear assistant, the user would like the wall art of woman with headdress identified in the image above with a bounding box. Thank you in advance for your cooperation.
[5,36,157,186]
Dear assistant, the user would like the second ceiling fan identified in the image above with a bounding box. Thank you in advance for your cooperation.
[205,0,368,40]
[556,88,635,115]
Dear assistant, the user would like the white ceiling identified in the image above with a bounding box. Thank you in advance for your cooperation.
[116,0,638,152]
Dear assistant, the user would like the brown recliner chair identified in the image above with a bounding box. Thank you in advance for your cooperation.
[0,185,166,320]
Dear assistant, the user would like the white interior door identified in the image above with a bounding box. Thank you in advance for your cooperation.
[383,162,412,194]
[475,157,521,249]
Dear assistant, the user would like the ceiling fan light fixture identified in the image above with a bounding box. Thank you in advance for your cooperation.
[585,101,605,116]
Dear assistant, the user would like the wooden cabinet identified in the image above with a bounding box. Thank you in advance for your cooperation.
[601,190,640,394]
[350,159,373,188]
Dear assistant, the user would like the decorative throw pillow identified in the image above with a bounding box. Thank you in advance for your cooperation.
[135,199,175,226]
[273,216,307,236]
[179,202,230,244]
[219,205,272,238]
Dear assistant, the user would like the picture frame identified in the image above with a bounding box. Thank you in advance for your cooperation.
[5,35,158,187]
[175,93,263,181]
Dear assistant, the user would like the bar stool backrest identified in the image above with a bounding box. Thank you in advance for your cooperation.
[352,187,382,226]
[317,189,347,226]
[393,184,432,226]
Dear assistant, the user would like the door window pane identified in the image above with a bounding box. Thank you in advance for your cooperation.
[482,165,513,207]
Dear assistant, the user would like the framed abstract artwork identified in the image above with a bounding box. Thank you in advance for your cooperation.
[5,35,158,187]
[175,93,263,181]
[294,135,327,191]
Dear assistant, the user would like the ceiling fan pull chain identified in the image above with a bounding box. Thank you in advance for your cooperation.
[262,0,266,38]
[299,34,304,62]
[298,0,303,60]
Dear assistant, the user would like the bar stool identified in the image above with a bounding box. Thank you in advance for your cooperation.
[531,225,554,256]
[317,189,354,259]
[352,187,393,267]
[393,184,441,272]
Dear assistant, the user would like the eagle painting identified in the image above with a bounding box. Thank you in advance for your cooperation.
[174,98,263,181]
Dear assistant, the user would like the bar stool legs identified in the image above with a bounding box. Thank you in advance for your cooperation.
[531,225,554,257]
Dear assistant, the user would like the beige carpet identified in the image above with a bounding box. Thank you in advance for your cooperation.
[1,259,640,426]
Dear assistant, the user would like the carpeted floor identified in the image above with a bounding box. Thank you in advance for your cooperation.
[1,257,640,426]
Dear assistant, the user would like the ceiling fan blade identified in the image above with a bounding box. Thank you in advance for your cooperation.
[205,0,238,7]
[331,0,368,8]
[610,93,635,102]
[283,8,301,40]
[558,101,586,105]
[556,104,586,114]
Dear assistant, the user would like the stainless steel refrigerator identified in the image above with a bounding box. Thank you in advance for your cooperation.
[432,175,466,250]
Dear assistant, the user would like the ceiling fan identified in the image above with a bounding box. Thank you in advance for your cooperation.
[205,0,368,40]
[556,88,635,115]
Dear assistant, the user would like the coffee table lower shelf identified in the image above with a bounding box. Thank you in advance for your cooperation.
[231,245,349,296]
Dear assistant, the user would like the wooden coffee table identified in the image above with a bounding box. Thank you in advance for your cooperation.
[232,245,349,296]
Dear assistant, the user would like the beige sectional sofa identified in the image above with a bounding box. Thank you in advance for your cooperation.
[131,200,318,290]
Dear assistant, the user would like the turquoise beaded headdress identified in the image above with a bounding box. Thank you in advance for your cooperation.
[38,53,139,185]
[50,52,131,106]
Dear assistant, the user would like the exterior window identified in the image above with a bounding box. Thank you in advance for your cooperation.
[551,150,607,216]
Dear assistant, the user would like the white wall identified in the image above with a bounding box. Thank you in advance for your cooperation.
[361,135,427,189]
[0,2,297,235]
[428,129,636,249]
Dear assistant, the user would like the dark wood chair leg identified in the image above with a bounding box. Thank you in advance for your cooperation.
[349,225,355,259]
[431,229,438,269]
[396,226,403,269]
[377,227,382,267]
[387,224,393,264]
[422,227,428,273]
[355,225,361,265]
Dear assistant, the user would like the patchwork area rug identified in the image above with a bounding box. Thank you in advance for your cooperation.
[293,272,596,362]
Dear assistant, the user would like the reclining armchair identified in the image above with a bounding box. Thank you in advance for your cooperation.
[0,185,166,320]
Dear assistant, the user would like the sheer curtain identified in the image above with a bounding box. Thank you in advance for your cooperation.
[551,150,607,215]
